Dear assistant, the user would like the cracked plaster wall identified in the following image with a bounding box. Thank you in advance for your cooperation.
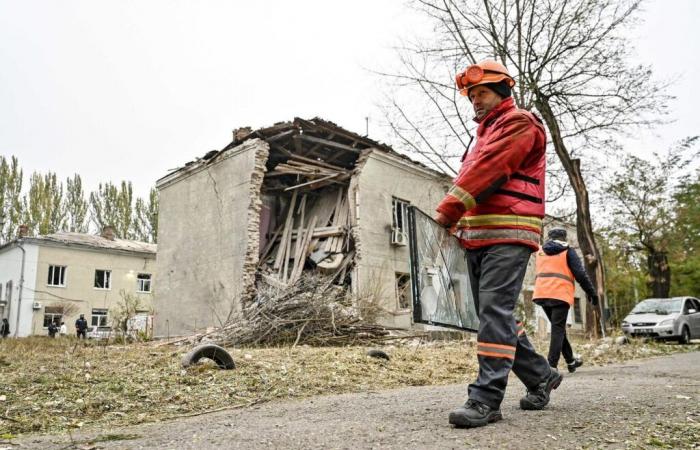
[153,139,269,337]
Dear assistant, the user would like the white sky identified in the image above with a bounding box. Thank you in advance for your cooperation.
[1,0,698,200]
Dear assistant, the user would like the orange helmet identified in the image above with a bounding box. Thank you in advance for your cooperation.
[455,59,515,96]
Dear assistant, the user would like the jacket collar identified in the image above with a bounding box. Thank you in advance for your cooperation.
[475,97,515,134]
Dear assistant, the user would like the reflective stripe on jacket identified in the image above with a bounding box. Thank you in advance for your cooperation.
[436,97,546,251]
[533,249,575,305]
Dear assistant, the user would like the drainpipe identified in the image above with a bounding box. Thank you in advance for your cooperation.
[14,240,26,338]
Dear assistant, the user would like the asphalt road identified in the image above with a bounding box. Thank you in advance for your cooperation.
[15,351,700,449]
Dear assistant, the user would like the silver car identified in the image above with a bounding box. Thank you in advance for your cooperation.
[621,297,700,344]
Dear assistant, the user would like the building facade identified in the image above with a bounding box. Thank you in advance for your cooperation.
[0,228,156,337]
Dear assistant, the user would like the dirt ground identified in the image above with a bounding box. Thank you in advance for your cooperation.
[11,350,700,450]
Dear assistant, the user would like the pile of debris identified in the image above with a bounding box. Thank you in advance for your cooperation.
[200,275,418,347]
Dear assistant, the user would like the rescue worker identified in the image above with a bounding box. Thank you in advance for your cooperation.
[435,59,561,428]
[75,314,88,339]
[533,227,599,372]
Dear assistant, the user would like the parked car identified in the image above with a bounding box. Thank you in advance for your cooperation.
[621,297,700,344]
[86,326,112,340]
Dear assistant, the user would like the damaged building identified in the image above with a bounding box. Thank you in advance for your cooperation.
[154,118,451,337]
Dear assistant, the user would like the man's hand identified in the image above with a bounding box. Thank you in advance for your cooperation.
[588,295,599,306]
[434,212,453,228]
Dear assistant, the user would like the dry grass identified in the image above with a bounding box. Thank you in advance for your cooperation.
[0,334,697,437]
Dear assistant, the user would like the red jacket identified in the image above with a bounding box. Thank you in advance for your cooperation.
[436,97,546,251]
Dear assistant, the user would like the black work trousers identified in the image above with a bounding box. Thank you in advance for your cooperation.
[466,244,551,410]
[537,299,574,368]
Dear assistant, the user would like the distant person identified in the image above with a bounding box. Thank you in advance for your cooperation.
[1,318,9,338]
[533,228,599,372]
[75,314,88,339]
[59,321,67,337]
[47,321,58,338]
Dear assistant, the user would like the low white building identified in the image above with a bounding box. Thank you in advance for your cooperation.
[0,226,156,337]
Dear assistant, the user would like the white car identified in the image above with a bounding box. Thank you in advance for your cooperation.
[621,297,700,344]
[86,326,113,340]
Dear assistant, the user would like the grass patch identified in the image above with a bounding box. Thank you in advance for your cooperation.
[0,334,697,436]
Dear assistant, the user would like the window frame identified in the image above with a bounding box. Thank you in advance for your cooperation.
[136,273,152,293]
[395,272,412,310]
[91,308,109,327]
[43,306,63,329]
[392,197,411,233]
[47,265,67,287]
[94,269,112,290]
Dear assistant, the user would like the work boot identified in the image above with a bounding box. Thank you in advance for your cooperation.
[566,357,584,373]
[520,368,563,410]
[448,399,502,428]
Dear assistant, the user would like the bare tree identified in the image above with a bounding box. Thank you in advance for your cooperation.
[382,0,670,333]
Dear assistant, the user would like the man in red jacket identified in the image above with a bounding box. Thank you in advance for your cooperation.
[435,59,561,428]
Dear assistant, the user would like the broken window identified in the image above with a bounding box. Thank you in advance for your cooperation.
[91,308,109,327]
[137,273,152,293]
[94,270,111,289]
[43,306,62,328]
[396,273,411,310]
[47,265,66,287]
[408,206,478,331]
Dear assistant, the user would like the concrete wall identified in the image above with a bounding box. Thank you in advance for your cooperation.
[30,244,155,336]
[353,150,450,328]
[0,243,38,337]
[154,139,269,337]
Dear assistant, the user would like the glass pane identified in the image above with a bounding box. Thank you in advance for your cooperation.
[408,207,479,331]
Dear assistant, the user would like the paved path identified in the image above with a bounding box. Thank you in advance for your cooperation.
[15,351,700,449]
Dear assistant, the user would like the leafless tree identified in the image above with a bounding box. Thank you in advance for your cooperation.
[381,0,671,332]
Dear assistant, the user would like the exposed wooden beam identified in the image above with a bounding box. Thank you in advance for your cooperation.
[297,134,361,153]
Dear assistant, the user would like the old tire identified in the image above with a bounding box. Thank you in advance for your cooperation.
[181,344,235,370]
[366,349,390,361]
[679,326,691,345]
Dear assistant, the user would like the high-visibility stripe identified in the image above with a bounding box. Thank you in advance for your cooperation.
[455,228,541,244]
[477,342,516,360]
[457,214,542,230]
[478,342,516,351]
[536,272,574,284]
[477,350,515,360]
[447,185,476,210]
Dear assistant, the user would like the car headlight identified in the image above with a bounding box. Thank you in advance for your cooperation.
[658,318,674,326]
[621,321,630,327]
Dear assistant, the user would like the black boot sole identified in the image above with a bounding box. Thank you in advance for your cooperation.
[449,410,503,428]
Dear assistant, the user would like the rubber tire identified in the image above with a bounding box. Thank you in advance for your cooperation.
[181,344,235,370]
[678,326,691,345]
[366,349,390,360]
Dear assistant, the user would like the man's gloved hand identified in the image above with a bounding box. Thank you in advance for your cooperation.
[588,295,599,306]
[434,212,453,229]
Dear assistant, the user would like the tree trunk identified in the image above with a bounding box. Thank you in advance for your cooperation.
[646,251,670,298]
[534,97,606,337]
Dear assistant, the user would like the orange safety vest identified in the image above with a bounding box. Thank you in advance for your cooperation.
[532,249,575,305]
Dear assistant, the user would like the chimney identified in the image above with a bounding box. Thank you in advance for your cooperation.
[101,225,116,241]
[18,224,29,238]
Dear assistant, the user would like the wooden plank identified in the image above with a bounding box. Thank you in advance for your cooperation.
[275,226,344,241]
[284,173,339,191]
[258,222,284,265]
[273,190,297,270]
[290,216,318,284]
[297,134,361,154]
[265,129,297,143]
[287,153,348,172]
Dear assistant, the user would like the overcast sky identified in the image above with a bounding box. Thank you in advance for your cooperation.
[1,0,698,199]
